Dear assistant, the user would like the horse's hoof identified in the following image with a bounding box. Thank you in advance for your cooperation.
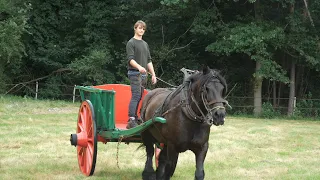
[142,171,156,180]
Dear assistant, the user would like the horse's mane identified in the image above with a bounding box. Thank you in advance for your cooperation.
[162,68,227,106]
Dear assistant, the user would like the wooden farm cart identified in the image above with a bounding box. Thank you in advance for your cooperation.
[70,84,166,176]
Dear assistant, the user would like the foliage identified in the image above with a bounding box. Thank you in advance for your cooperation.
[39,76,63,99]
[1,0,320,117]
[0,0,30,91]
[0,70,9,94]
[69,49,115,85]
[295,92,320,118]
[206,22,288,83]
[283,7,320,70]
[260,102,281,119]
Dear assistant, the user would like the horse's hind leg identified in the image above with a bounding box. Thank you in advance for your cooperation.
[142,131,156,180]
[157,143,178,180]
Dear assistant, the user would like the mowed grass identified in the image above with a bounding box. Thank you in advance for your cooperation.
[1,95,320,180]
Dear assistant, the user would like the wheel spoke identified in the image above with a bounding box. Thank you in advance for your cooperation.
[86,147,92,173]
[78,147,85,166]
[87,135,93,143]
[79,111,86,131]
[85,115,89,133]
[86,113,92,133]
[82,148,87,172]
[75,101,96,176]
[87,141,93,155]
[78,119,84,132]
[83,107,87,130]
[88,125,92,138]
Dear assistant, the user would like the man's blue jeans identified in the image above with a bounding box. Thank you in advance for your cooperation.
[128,70,147,118]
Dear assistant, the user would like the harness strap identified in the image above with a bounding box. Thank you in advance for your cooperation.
[158,84,186,116]
[154,89,174,117]
[141,89,171,122]
[145,73,227,125]
[180,81,205,123]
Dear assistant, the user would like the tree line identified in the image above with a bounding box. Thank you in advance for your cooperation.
[1,0,319,117]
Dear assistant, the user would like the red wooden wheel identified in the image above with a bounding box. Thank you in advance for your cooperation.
[73,100,97,176]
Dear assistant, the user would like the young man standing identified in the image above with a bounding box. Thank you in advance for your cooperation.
[126,20,157,129]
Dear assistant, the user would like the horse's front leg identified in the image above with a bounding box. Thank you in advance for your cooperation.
[193,142,209,180]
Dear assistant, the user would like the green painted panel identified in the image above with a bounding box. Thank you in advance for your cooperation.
[75,85,167,141]
[76,86,115,131]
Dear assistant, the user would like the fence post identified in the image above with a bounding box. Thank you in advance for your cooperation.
[35,81,38,100]
[73,85,76,103]
[293,96,296,114]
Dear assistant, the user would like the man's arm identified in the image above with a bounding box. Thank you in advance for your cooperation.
[130,60,146,74]
[147,62,157,84]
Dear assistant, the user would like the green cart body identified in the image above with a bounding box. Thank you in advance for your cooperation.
[70,84,166,176]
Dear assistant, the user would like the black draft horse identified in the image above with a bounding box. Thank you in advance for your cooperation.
[140,66,228,180]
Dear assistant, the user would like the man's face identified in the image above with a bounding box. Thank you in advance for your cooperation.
[135,24,145,36]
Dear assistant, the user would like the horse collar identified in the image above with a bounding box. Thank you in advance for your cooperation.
[180,81,212,124]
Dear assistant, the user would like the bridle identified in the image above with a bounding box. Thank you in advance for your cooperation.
[149,70,230,126]
[202,80,226,109]
[181,72,228,125]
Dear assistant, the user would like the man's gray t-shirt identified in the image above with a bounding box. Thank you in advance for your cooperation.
[126,38,151,70]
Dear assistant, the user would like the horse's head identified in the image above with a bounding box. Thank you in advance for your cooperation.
[189,66,228,126]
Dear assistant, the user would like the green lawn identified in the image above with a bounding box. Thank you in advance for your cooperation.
[1,95,320,179]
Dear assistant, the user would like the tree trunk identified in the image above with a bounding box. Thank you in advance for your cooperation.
[286,2,296,116]
[277,82,281,107]
[254,0,260,20]
[296,65,305,97]
[273,81,277,107]
[288,61,296,116]
[253,61,263,116]
[252,0,262,116]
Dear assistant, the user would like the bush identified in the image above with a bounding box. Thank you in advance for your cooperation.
[260,102,281,119]
[296,92,320,118]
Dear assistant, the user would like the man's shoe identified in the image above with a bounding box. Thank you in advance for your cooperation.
[126,117,138,129]
[136,118,143,125]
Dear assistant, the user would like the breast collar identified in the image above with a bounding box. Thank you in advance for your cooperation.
[180,81,208,123]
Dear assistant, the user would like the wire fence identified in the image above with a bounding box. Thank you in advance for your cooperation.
[5,82,82,102]
[4,82,320,118]
[227,96,320,117]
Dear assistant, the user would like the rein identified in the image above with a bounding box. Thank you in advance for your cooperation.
[146,70,228,125]
[148,72,178,88]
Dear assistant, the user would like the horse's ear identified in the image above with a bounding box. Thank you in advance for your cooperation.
[202,65,210,75]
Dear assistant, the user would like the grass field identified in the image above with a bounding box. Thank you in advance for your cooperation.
[1,95,320,180]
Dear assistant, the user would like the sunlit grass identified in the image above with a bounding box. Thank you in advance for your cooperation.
[1,95,320,179]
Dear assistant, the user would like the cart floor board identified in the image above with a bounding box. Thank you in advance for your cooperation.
[115,123,127,130]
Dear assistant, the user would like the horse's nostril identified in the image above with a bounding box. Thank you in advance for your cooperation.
[214,110,223,117]
[213,110,226,122]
